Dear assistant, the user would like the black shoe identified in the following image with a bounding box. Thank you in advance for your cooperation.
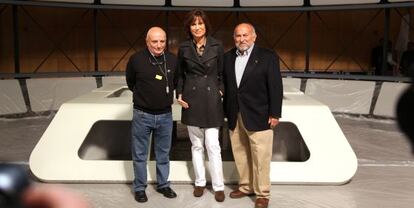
[156,187,177,198]
[134,191,148,203]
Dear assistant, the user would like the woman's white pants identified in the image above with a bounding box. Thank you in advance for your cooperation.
[187,125,224,191]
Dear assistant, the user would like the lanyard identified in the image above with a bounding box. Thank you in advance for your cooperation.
[150,53,170,94]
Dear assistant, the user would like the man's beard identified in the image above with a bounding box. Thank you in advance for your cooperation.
[236,44,250,52]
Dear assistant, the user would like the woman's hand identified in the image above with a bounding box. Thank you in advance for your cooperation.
[177,94,189,109]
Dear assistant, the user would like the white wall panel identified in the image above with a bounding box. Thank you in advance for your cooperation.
[240,0,303,7]
[102,76,126,87]
[27,77,97,112]
[0,80,27,115]
[34,0,94,3]
[100,0,165,6]
[171,0,233,7]
[373,82,410,118]
[283,78,302,91]
[305,79,375,114]
[311,0,380,5]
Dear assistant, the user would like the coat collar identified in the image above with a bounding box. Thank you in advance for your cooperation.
[181,36,220,48]
[181,36,220,65]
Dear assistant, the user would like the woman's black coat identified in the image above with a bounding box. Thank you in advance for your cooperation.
[175,36,225,128]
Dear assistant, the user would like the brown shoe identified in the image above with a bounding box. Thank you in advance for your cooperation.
[193,186,205,197]
[214,191,225,202]
[229,190,254,198]
[255,198,269,208]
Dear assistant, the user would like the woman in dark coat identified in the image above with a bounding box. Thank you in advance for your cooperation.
[175,9,225,202]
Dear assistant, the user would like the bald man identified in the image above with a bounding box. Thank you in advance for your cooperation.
[223,23,283,208]
[126,27,177,203]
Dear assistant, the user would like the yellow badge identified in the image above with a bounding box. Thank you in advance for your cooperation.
[155,75,163,80]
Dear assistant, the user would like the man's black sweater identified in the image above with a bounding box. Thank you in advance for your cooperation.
[126,49,177,114]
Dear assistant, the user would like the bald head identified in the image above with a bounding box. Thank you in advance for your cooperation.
[234,23,256,37]
[233,23,257,52]
[146,27,167,56]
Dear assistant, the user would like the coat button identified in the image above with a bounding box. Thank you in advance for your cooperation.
[207,64,210,67]
[207,87,211,91]
[192,86,196,90]
[204,75,207,78]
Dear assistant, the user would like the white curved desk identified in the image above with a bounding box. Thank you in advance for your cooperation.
[29,84,357,184]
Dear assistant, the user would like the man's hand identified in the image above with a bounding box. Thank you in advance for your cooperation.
[268,117,279,129]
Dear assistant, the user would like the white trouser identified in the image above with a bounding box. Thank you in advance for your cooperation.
[187,125,224,191]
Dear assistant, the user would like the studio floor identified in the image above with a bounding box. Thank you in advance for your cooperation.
[1,115,414,208]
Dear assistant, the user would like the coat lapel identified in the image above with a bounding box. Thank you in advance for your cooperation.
[228,48,238,88]
[181,37,219,73]
[181,40,204,67]
[200,36,218,64]
[239,46,259,88]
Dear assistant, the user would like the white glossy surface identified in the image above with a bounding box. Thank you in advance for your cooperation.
[29,84,357,184]
[0,79,26,115]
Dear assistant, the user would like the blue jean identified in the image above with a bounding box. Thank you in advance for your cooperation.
[131,109,172,192]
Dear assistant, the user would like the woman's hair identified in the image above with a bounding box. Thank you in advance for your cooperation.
[184,9,212,39]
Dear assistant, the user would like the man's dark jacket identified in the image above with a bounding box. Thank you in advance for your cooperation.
[223,45,283,131]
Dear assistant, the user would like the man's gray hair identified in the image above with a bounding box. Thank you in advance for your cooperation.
[233,23,256,37]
